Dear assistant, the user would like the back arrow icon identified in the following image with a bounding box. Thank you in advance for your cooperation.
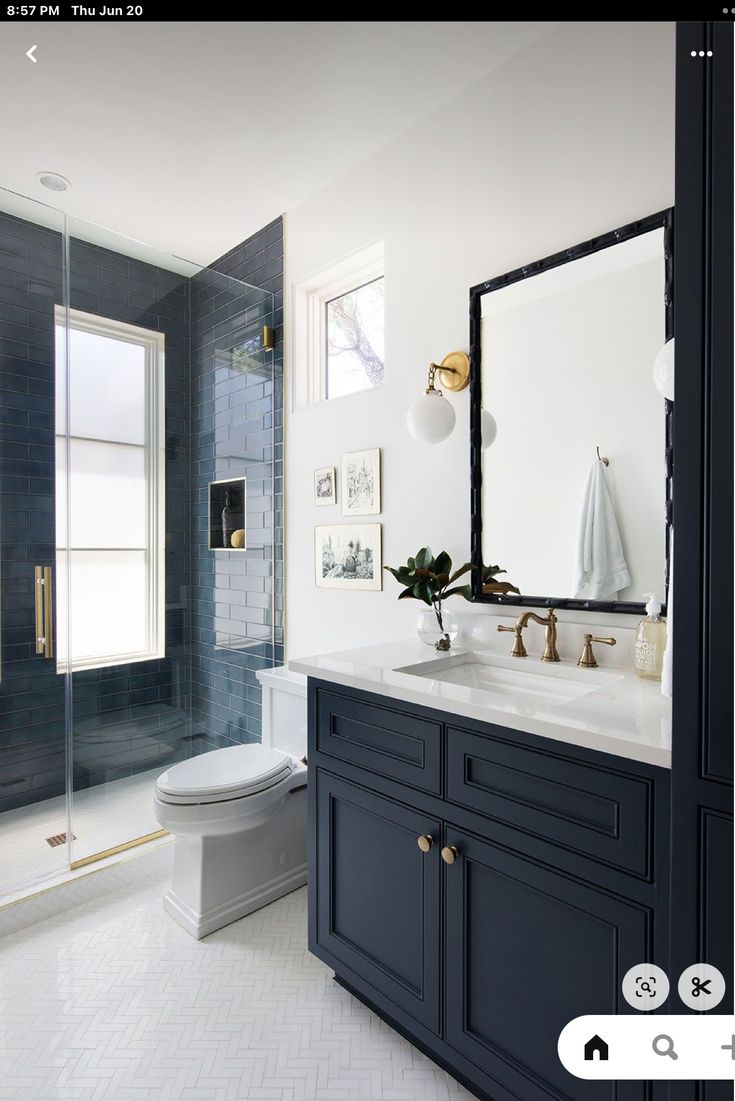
[26,45,38,63]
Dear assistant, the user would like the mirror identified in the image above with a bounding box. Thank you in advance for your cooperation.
[470,211,672,614]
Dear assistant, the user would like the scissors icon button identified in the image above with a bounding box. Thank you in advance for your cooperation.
[678,964,725,1011]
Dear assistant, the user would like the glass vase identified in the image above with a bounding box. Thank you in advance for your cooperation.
[416,607,458,652]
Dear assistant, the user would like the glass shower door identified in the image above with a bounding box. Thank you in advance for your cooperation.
[61,217,197,868]
[0,188,277,894]
[62,215,275,868]
[0,197,70,901]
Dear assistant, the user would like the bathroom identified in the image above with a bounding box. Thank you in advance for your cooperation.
[0,17,732,1101]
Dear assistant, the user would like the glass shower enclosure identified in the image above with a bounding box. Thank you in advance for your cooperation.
[0,189,277,902]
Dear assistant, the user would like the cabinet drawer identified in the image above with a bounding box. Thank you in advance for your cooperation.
[447,726,653,878]
[315,688,442,794]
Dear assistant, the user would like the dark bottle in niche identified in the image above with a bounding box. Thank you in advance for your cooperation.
[222,489,237,548]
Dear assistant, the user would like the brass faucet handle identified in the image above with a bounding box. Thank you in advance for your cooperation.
[497,623,527,657]
[577,634,617,669]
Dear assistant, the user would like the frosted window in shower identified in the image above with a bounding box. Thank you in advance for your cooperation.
[54,307,165,672]
[56,438,147,549]
[56,551,148,664]
[55,327,146,444]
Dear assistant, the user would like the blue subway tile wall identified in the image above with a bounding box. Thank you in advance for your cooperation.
[189,218,283,750]
[0,210,192,813]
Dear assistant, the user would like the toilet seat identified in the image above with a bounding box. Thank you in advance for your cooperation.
[156,745,294,805]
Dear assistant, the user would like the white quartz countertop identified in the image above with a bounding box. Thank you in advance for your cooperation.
[289,640,672,769]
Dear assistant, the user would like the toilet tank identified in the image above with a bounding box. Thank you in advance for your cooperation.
[256,666,307,758]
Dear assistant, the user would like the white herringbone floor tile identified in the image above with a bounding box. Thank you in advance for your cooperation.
[0,880,475,1101]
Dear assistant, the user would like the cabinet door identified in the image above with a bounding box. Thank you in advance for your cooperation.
[313,771,441,1031]
[444,829,650,1101]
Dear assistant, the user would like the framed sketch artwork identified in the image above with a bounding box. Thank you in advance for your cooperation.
[314,466,336,506]
[315,524,382,591]
[341,448,381,516]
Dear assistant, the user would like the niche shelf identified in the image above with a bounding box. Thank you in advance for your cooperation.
[208,477,247,551]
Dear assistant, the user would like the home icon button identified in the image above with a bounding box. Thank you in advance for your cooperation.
[584,1035,609,1061]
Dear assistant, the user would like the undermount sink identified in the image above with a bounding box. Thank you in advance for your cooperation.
[394,650,623,708]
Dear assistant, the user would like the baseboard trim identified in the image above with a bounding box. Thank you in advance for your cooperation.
[163,863,308,939]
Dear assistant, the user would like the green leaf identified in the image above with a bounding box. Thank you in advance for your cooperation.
[397,587,417,600]
[407,557,415,571]
[483,580,521,595]
[442,584,473,601]
[414,547,434,571]
[482,564,507,579]
[412,579,434,606]
[433,550,452,577]
[448,562,474,584]
[384,566,416,587]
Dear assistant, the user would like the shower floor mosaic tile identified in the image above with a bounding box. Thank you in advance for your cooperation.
[0,881,472,1101]
[0,766,164,903]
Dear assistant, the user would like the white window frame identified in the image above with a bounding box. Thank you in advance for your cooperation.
[54,305,166,673]
[291,240,384,409]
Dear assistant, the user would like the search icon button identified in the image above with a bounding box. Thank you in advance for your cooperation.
[652,1034,678,1061]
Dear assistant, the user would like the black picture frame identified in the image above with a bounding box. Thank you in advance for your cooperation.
[469,207,674,615]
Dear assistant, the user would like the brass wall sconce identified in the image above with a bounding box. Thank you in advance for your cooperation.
[431,351,471,393]
[406,351,496,447]
[407,352,470,444]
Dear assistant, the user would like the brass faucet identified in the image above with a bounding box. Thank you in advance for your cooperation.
[498,610,560,662]
[577,634,616,668]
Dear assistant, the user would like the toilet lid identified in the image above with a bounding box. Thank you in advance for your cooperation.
[156,745,293,802]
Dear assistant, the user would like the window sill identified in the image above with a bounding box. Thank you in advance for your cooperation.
[56,649,166,676]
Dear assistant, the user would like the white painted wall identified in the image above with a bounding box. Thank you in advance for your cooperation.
[284,21,675,660]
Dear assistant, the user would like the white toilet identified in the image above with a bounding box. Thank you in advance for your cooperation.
[154,666,307,939]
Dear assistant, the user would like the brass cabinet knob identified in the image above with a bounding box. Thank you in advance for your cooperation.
[417,834,434,853]
[441,845,459,865]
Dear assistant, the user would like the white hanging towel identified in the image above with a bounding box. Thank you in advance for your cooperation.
[572,460,631,600]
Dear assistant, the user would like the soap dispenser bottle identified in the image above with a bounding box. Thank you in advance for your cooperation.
[634,593,667,679]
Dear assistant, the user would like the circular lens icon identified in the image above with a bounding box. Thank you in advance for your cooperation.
[677,963,726,1011]
[622,964,670,1010]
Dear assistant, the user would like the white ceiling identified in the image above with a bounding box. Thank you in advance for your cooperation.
[0,21,555,266]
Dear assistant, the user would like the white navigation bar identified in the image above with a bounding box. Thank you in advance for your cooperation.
[559,1015,735,1079]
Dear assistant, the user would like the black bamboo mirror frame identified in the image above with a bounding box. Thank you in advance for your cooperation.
[469,208,674,615]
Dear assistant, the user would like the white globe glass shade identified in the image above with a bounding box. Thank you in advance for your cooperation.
[481,409,498,449]
[653,338,675,401]
[406,391,456,444]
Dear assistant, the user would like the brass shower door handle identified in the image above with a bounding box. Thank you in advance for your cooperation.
[34,565,54,659]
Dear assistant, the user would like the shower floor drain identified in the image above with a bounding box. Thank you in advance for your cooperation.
[45,832,76,848]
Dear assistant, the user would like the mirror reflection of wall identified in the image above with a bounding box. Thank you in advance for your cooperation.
[480,224,667,605]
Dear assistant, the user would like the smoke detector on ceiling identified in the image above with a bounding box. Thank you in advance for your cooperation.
[36,171,71,192]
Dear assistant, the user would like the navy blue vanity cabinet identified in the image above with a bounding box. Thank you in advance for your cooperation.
[313,772,442,1031]
[443,828,649,1101]
[308,679,669,1101]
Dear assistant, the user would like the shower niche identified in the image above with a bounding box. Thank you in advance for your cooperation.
[209,477,247,551]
